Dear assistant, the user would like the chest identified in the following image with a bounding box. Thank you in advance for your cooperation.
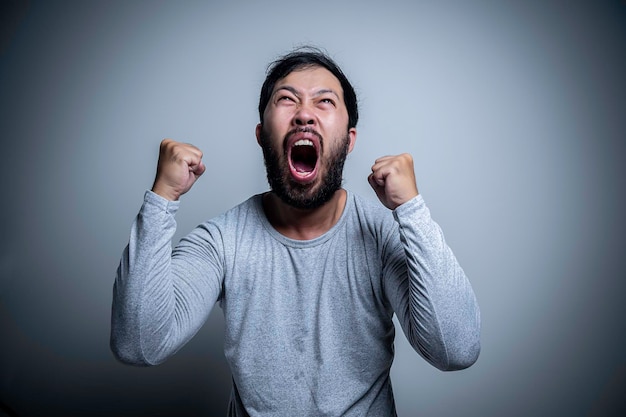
[220,227,392,344]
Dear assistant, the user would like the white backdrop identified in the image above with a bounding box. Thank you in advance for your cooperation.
[1,1,624,415]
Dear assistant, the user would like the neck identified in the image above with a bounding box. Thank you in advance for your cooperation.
[262,189,347,240]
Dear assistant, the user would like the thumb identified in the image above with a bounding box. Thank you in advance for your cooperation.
[368,173,384,196]
[190,160,206,177]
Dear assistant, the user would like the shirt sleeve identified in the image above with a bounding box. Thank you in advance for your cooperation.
[110,191,224,366]
[382,194,481,371]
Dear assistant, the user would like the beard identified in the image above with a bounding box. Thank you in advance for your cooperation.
[260,126,350,210]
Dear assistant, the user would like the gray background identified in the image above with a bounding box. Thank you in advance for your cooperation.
[1,0,625,416]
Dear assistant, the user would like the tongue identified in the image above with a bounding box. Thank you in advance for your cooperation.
[291,146,317,173]
[293,160,313,173]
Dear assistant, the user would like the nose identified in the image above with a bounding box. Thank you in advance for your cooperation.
[293,104,316,126]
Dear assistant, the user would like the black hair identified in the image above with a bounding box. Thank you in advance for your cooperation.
[258,47,358,129]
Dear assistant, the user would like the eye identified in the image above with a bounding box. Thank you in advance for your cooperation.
[277,95,296,104]
[319,98,336,107]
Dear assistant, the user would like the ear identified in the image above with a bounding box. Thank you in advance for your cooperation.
[347,127,357,153]
[255,123,262,146]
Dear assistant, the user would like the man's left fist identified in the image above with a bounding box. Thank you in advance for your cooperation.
[368,153,419,210]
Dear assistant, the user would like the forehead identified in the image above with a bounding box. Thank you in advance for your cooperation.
[273,66,344,98]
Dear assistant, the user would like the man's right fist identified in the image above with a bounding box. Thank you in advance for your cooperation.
[151,139,206,201]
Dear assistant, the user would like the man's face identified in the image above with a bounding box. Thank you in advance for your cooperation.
[256,66,357,209]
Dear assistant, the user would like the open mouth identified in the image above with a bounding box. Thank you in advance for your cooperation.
[291,139,317,172]
[287,134,320,183]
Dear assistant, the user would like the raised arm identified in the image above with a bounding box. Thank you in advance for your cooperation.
[370,154,481,371]
[111,139,222,365]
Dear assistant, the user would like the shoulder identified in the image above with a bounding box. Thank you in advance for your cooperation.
[184,194,264,244]
[348,190,393,220]
[204,194,264,230]
[220,194,263,218]
[345,190,397,238]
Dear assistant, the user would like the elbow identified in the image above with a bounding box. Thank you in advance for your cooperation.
[110,325,173,367]
[110,335,149,367]
[440,339,481,371]
[111,346,144,367]
[110,324,153,366]
[110,298,155,366]
[420,321,482,371]
[416,337,480,372]
[421,326,481,371]
[440,303,482,371]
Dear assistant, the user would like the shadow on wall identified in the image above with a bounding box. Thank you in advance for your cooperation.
[0,0,31,56]
[1,302,232,415]
[0,401,19,417]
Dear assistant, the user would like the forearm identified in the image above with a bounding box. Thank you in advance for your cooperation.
[110,191,218,366]
[388,195,481,371]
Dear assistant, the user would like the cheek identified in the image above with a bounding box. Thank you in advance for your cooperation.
[324,112,349,132]
[266,106,294,126]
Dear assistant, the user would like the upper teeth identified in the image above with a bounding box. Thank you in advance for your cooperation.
[294,139,313,147]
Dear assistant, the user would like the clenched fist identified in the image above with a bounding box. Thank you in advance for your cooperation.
[368,153,419,210]
[151,139,206,201]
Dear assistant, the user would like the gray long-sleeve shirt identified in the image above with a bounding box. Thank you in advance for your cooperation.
[111,190,480,416]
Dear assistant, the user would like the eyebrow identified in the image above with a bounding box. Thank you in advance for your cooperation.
[274,86,340,100]
[274,86,300,98]
[314,89,340,100]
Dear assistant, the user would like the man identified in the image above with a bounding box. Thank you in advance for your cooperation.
[111,47,481,416]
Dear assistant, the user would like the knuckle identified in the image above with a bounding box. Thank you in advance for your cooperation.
[160,138,173,150]
[400,153,413,162]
